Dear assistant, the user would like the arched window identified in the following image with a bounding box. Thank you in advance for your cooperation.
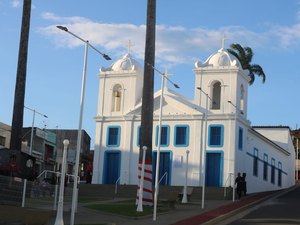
[111,84,122,112]
[212,81,221,110]
[240,85,244,112]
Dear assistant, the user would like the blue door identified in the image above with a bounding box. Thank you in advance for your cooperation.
[206,152,222,187]
[152,151,171,186]
[103,151,120,184]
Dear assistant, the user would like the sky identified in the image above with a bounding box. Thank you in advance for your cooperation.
[1,0,300,147]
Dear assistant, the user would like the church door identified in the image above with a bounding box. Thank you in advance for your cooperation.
[206,152,223,187]
[103,151,121,184]
[152,151,171,186]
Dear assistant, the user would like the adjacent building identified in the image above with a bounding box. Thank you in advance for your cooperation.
[47,129,91,180]
[0,123,91,180]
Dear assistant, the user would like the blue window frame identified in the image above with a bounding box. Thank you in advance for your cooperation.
[155,125,170,147]
[253,148,259,177]
[174,125,189,147]
[271,158,275,184]
[238,127,243,150]
[208,125,224,147]
[263,154,268,181]
[106,126,121,147]
[137,126,141,146]
[278,162,282,187]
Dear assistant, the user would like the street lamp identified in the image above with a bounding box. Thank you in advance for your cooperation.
[22,106,47,207]
[56,25,111,225]
[228,101,243,115]
[227,100,242,202]
[196,87,213,209]
[148,65,179,221]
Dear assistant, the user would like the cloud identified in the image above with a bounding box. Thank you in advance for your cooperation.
[41,12,91,23]
[39,12,300,66]
[10,0,21,8]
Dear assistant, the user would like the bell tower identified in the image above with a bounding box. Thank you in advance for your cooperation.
[193,47,250,118]
[96,53,143,117]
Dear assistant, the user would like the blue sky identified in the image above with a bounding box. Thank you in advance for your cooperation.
[1,0,300,147]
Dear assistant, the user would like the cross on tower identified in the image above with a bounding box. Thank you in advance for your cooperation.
[163,68,174,89]
[127,40,134,54]
[221,34,228,49]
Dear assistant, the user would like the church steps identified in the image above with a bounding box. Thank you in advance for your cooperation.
[78,184,233,201]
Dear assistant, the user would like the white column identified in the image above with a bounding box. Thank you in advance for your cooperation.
[182,150,190,203]
[54,139,69,225]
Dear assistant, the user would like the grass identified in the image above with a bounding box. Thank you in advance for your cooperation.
[78,196,112,203]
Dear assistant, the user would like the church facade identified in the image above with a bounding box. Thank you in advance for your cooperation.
[92,48,295,194]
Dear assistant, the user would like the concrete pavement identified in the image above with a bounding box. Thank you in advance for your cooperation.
[46,189,284,225]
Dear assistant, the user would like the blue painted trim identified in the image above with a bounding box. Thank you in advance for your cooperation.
[136,125,141,146]
[246,152,288,175]
[102,150,121,184]
[106,126,121,147]
[155,125,170,147]
[152,150,173,185]
[238,127,243,150]
[174,124,189,147]
[208,124,224,147]
[206,150,224,187]
[263,153,268,181]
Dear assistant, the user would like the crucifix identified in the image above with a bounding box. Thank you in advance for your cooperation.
[163,68,174,89]
[221,34,228,49]
[127,40,134,54]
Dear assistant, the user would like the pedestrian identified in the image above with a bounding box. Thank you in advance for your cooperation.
[242,173,247,196]
[86,162,93,184]
[235,172,243,199]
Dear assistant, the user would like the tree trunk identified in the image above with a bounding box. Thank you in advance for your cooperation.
[10,0,32,151]
[138,0,156,205]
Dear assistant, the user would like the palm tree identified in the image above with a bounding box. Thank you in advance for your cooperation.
[10,0,32,150]
[138,0,156,206]
[227,43,266,85]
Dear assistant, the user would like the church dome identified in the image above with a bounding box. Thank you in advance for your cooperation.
[100,53,142,72]
[195,48,242,69]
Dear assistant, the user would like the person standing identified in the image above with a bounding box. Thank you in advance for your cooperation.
[235,173,243,199]
[86,162,93,184]
[242,173,247,196]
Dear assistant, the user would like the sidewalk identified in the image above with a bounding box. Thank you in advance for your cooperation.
[46,189,281,225]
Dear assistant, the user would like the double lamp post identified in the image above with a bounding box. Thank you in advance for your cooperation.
[56,25,111,225]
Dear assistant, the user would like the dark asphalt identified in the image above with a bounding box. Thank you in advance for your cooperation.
[227,185,300,225]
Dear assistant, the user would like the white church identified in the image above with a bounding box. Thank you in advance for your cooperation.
[92,46,295,194]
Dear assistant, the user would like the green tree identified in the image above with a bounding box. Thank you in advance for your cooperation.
[227,43,266,85]
[10,0,32,150]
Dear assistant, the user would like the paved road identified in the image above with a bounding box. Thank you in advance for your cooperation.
[222,185,300,225]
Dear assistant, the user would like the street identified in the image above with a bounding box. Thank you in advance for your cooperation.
[219,184,300,225]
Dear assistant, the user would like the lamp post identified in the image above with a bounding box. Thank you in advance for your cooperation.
[297,138,299,181]
[227,100,242,202]
[54,139,69,225]
[22,106,47,207]
[56,25,111,225]
[182,150,190,203]
[196,87,213,209]
[148,65,179,221]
